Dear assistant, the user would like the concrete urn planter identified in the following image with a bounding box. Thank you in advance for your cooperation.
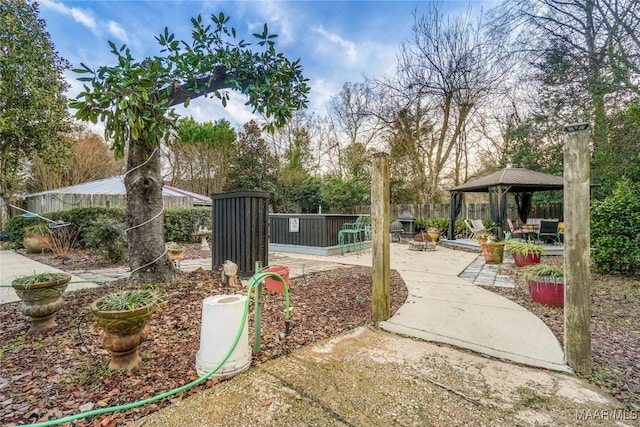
[11,273,71,331]
[91,292,157,369]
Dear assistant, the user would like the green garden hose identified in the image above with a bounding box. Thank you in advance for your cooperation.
[26,271,289,427]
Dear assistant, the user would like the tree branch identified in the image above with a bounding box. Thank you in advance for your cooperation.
[165,72,236,108]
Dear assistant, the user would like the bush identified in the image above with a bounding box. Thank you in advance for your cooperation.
[414,218,467,238]
[164,207,211,242]
[83,218,127,263]
[44,207,126,249]
[7,206,212,258]
[5,215,49,248]
[591,178,640,274]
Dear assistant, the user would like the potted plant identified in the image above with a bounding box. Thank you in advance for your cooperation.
[22,223,53,254]
[522,264,564,308]
[91,289,157,369]
[166,242,185,262]
[427,227,441,243]
[482,236,505,264]
[505,241,546,267]
[11,272,71,331]
[475,230,492,254]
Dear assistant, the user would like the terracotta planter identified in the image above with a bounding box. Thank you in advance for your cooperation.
[91,299,156,369]
[483,242,505,264]
[512,252,542,267]
[11,273,71,331]
[477,237,488,254]
[427,229,440,243]
[528,279,564,308]
[168,250,185,261]
[263,266,290,292]
[23,234,53,253]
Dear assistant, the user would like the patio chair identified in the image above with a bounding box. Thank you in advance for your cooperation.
[506,218,527,240]
[464,219,488,239]
[537,219,560,244]
[338,215,368,254]
[389,220,403,242]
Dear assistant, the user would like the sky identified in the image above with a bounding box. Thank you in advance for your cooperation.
[37,0,494,130]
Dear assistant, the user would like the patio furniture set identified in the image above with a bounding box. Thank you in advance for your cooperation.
[465,218,563,244]
[337,215,437,254]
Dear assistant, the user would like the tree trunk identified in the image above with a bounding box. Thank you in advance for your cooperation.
[125,141,178,284]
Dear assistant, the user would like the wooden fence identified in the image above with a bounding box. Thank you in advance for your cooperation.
[361,202,564,222]
[21,193,192,215]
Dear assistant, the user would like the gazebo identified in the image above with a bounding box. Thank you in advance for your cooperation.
[447,167,564,240]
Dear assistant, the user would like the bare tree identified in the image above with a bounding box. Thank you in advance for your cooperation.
[373,5,508,201]
[488,0,640,163]
[28,127,124,192]
[325,82,385,178]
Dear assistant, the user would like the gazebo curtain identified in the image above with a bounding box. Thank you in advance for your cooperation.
[447,192,464,239]
[514,192,533,224]
[489,186,508,229]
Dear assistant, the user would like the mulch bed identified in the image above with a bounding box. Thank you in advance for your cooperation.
[2,247,638,426]
[487,256,640,411]
[1,262,406,427]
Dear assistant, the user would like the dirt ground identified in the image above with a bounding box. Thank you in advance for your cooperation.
[1,245,638,426]
[488,256,640,411]
[1,252,406,426]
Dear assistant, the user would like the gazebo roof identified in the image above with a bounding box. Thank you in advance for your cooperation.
[449,168,564,193]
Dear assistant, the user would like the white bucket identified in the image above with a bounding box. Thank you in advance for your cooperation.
[196,294,251,377]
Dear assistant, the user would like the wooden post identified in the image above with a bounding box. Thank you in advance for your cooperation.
[563,122,592,375]
[371,153,390,323]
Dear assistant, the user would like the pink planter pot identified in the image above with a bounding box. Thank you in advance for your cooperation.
[528,280,564,308]
[512,253,541,267]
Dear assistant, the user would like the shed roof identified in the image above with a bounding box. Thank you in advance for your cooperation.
[449,168,564,193]
[25,176,212,205]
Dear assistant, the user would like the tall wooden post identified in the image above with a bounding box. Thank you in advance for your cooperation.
[371,152,390,323]
[563,122,592,375]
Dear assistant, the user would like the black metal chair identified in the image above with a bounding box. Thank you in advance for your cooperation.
[537,219,560,244]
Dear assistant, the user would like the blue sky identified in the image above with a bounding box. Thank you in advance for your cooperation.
[38,0,492,129]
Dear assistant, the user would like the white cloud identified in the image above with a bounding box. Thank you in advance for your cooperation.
[312,26,358,65]
[107,21,128,44]
[39,0,97,33]
[173,95,260,130]
[308,77,340,116]
[40,0,129,45]
[237,0,294,45]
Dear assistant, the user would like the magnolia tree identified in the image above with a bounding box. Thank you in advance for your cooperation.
[0,1,72,227]
[71,13,309,284]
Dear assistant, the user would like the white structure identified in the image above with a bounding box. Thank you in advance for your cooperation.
[20,176,211,214]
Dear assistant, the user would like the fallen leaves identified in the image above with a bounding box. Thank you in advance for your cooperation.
[1,265,407,426]
[486,258,640,410]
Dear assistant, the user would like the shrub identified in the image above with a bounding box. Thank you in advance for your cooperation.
[41,207,125,249]
[590,178,640,274]
[164,207,211,243]
[414,218,467,237]
[5,215,48,247]
[83,218,127,263]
